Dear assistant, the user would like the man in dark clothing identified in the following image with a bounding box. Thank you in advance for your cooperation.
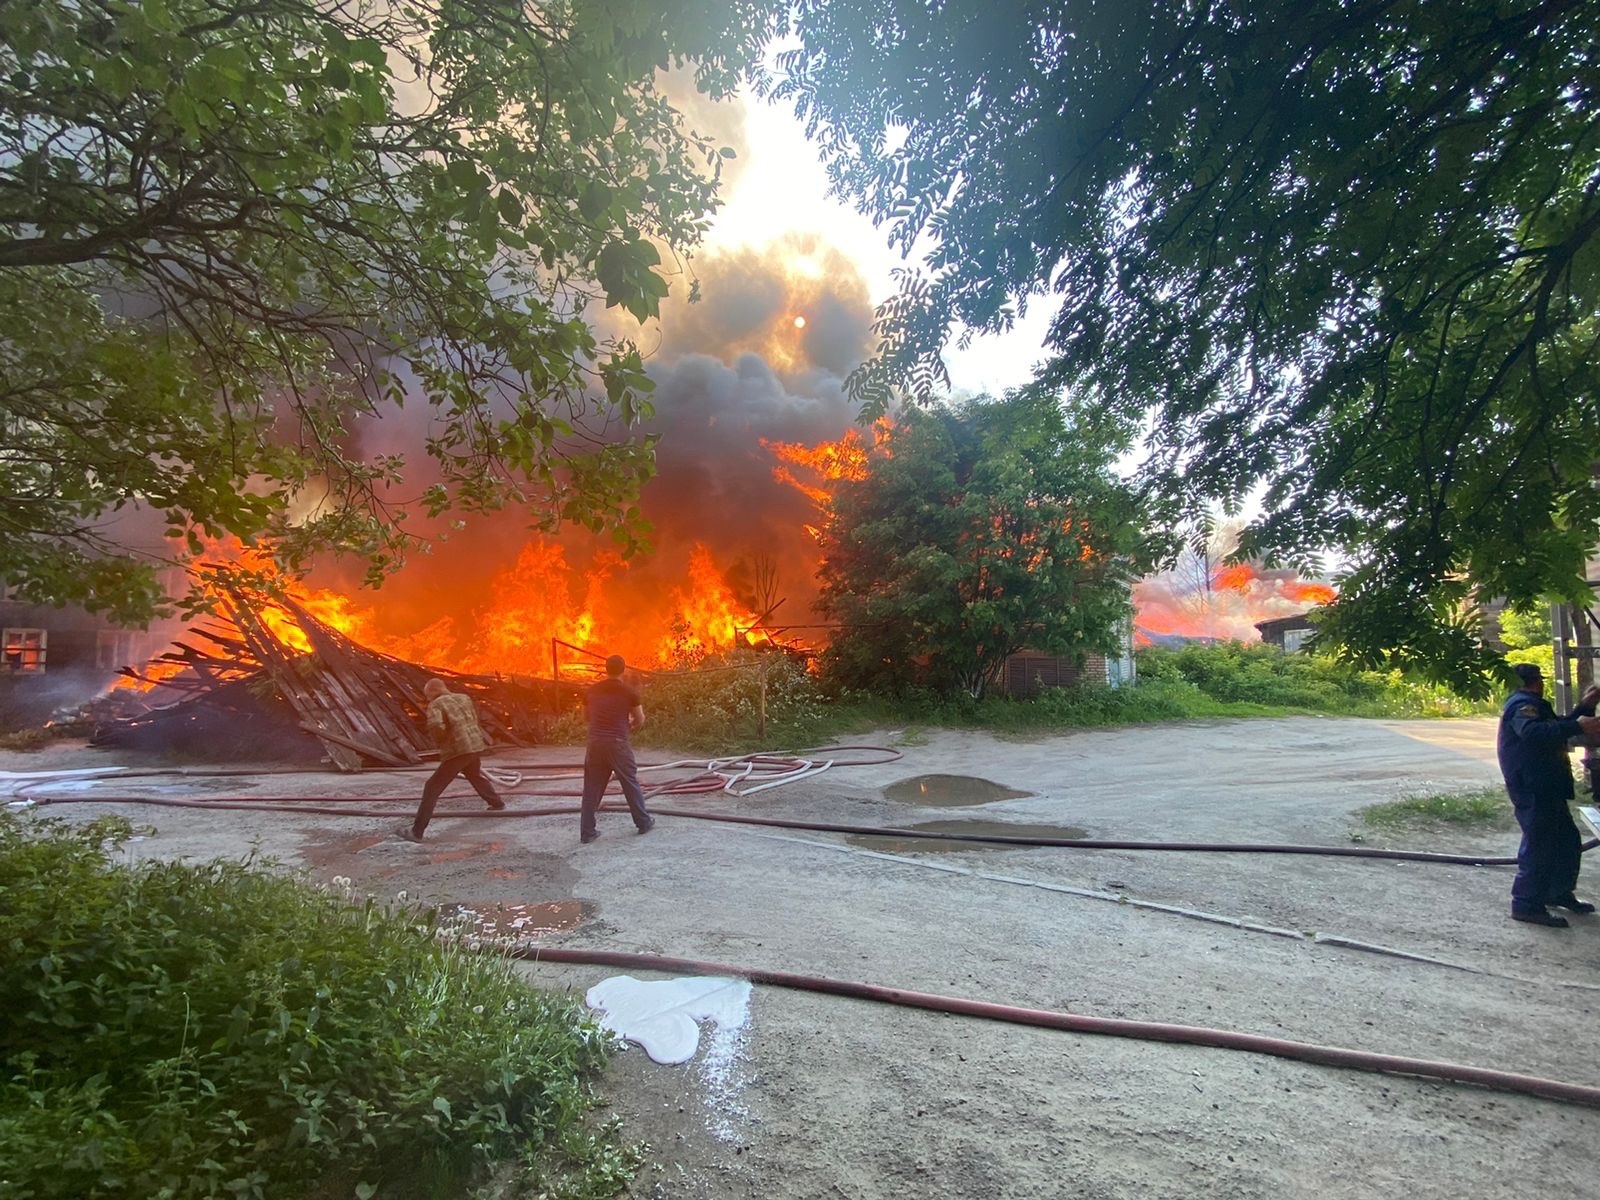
[404,678,505,842]
[579,654,653,844]
[1496,662,1600,927]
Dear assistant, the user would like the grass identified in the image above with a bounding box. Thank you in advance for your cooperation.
[1358,786,1517,832]
[0,814,637,1200]
[573,642,1495,757]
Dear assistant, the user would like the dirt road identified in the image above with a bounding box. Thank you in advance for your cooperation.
[11,716,1600,1199]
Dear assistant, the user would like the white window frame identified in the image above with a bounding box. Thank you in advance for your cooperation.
[96,630,144,671]
[2,627,47,673]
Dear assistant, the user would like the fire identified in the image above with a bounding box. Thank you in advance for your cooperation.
[1212,564,1257,593]
[1134,560,1338,644]
[761,425,872,487]
[1284,581,1338,605]
[111,427,1338,699]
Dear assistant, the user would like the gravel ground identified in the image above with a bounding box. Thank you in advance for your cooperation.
[8,715,1600,1200]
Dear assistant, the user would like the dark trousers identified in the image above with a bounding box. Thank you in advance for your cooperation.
[1510,792,1582,912]
[580,736,651,835]
[412,753,502,836]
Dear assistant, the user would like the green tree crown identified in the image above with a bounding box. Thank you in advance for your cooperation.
[817,385,1152,698]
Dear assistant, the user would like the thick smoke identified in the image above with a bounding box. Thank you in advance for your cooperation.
[310,232,874,652]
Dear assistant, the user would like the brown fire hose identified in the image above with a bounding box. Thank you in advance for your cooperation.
[512,945,1600,1109]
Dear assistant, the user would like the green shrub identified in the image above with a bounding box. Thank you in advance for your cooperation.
[0,815,635,1200]
[546,641,1493,756]
[1135,643,1492,717]
[554,651,846,753]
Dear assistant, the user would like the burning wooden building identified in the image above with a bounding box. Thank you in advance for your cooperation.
[96,571,567,769]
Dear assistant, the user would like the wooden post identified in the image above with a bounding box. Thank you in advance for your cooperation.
[758,658,767,739]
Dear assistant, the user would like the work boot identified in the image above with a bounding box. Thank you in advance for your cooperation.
[580,830,601,845]
[485,799,506,811]
[399,827,426,844]
[1511,908,1570,928]
[636,817,655,835]
[1550,896,1596,914]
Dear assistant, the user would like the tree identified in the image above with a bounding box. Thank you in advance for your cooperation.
[768,0,1600,694]
[0,0,772,623]
[1499,605,1554,651]
[816,386,1150,698]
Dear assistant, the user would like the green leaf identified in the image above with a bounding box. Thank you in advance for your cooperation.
[578,179,613,222]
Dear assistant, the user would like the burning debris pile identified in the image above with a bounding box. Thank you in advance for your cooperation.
[94,571,564,769]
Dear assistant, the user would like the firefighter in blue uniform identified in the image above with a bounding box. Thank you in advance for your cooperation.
[1497,663,1600,927]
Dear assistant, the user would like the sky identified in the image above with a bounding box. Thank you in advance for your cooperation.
[692,85,1057,398]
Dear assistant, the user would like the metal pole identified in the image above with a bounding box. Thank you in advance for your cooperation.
[1553,602,1573,712]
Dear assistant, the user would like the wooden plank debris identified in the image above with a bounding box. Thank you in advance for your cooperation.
[94,568,574,770]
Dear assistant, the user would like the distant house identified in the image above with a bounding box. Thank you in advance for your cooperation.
[994,623,1137,698]
[0,573,182,725]
[1255,613,1317,653]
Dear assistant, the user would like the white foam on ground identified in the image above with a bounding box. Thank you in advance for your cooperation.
[586,975,753,1141]
[586,974,751,1064]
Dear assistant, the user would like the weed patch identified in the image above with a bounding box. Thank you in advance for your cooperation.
[1359,787,1516,831]
[0,814,635,1199]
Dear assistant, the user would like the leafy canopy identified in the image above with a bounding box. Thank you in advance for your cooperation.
[817,386,1151,698]
[0,0,772,623]
[767,0,1600,695]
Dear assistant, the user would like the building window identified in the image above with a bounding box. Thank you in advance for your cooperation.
[1282,628,1312,654]
[2,628,46,673]
[97,630,145,671]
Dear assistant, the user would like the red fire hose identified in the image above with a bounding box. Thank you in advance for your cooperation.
[512,945,1600,1109]
[24,790,1588,867]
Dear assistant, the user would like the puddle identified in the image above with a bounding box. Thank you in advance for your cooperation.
[848,820,1088,855]
[427,839,506,864]
[883,774,1033,806]
[444,899,592,941]
[301,831,391,869]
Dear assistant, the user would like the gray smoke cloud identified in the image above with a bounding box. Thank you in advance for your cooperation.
[313,230,876,643]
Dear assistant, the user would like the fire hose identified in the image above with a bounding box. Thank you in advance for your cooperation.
[19,787,1592,867]
[507,945,1600,1110]
[14,758,1600,1109]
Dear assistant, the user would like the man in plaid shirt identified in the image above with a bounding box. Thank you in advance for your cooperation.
[404,678,505,841]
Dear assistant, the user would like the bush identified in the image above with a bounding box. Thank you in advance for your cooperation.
[1135,643,1491,717]
[554,651,843,753]
[0,815,635,1199]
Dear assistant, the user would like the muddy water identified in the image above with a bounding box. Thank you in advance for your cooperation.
[445,899,593,941]
[848,820,1089,855]
[883,774,1033,806]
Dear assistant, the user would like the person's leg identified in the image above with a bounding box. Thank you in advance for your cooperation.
[413,756,467,837]
[459,754,504,808]
[580,742,611,841]
[1510,795,1543,913]
[615,742,652,831]
[1518,799,1569,912]
[1547,804,1586,906]
[613,740,653,832]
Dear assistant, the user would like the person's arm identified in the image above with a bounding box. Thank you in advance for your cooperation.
[1511,702,1593,745]
[629,703,645,732]
[427,698,449,740]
